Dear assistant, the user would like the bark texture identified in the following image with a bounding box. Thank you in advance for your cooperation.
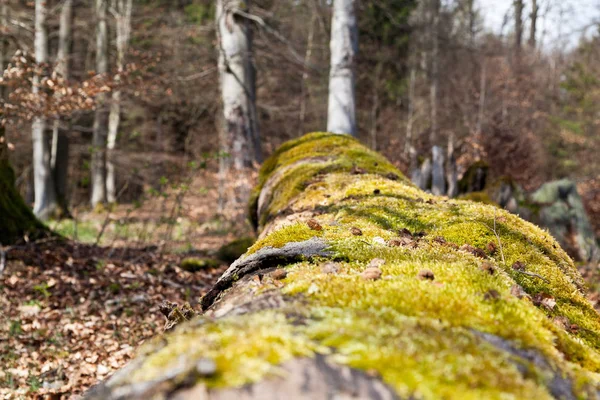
[32,0,57,220]
[327,0,357,136]
[51,0,73,216]
[87,133,600,400]
[107,0,133,203]
[91,0,109,207]
[216,0,261,171]
[0,123,47,244]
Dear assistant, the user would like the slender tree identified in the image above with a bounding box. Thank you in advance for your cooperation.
[529,0,538,48]
[51,0,73,216]
[91,0,109,207]
[32,0,57,219]
[514,0,524,61]
[429,0,440,145]
[216,0,261,171]
[327,0,357,136]
[0,0,7,101]
[107,0,133,204]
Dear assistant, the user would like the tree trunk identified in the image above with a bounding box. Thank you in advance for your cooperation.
[529,0,538,48]
[298,5,316,136]
[0,0,8,101]
[216,0,262,213]
[514,0,523,62]
[107,0,133,204]
[91,0,109,207]
[429,0,440,146]
[327,0,357,136]
[404,67,416,157]
[51,0,73,217]
[0,122,47,244]
[32,0,57,220]
[86,132,600,400]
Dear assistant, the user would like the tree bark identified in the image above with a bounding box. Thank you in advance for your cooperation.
[51,0,73,217]
[0,121,47,244]
[327,0,357,136]
[514,0,523,62]
[86,132,600,400]
[91,0,109,207]
[529,0,538,48]
[216,0,262,213]
[107,0,133,204]
[428,0,440,146]
[32,0,57,220]
[0,0,8,101]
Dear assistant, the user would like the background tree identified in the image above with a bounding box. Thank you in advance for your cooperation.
[327,0,358,136]
[91,0,109,207]
[106,0,133,204]
[51,0,73,216]
[31,0,57,219]
[216,0,261,211]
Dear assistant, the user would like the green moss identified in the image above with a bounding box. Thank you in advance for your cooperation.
[458,191,497,205]
[0,126,48,244]
[217,237,256,263]
[180,258,221,272]
[122,133,600,398]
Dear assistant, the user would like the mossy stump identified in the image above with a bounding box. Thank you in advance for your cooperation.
[88,132,600,400]
[0,124,47,244]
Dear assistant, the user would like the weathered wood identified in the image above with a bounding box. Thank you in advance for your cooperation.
[87,132,600,400]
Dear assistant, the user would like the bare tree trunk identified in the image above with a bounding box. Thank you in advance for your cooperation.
[529,0,538,48]
[298,5,316,136]
[51,0,73,217]
[216,0,262,213]
[429,0,440,146]
[476,59,486,136]
[404,67,416,157]
[107,0,133,204]
[327,0,357,136]
[369,62,382,150]
[514,0,523,62]
[0,0,8,101]
[32,0,57,220]
[91,0,109,207]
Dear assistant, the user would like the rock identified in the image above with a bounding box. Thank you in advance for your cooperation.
[531,179,599,262]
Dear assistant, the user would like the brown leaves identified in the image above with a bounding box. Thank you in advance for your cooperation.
[460,244,487,259]
[361,267,382,281]
[306,219,322,231]
[350,227,363,236]
[418,269,435,280]
[0,240,225,398]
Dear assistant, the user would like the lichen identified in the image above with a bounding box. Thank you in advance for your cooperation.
[115,133,600,399]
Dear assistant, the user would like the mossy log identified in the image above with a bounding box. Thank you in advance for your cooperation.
[88,133,600,400]
[0,124,47,244]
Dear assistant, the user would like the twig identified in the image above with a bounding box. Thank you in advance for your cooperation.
[513,269,550,283]
[492,209,506,265]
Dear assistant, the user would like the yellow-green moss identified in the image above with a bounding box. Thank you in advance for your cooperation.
[125,133,600,399]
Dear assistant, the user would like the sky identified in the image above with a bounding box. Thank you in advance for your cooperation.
[478,0,599,49]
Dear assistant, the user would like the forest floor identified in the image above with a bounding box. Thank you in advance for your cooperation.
[0,171,598,399]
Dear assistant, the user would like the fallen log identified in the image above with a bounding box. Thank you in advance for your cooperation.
[87,132,600,399]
